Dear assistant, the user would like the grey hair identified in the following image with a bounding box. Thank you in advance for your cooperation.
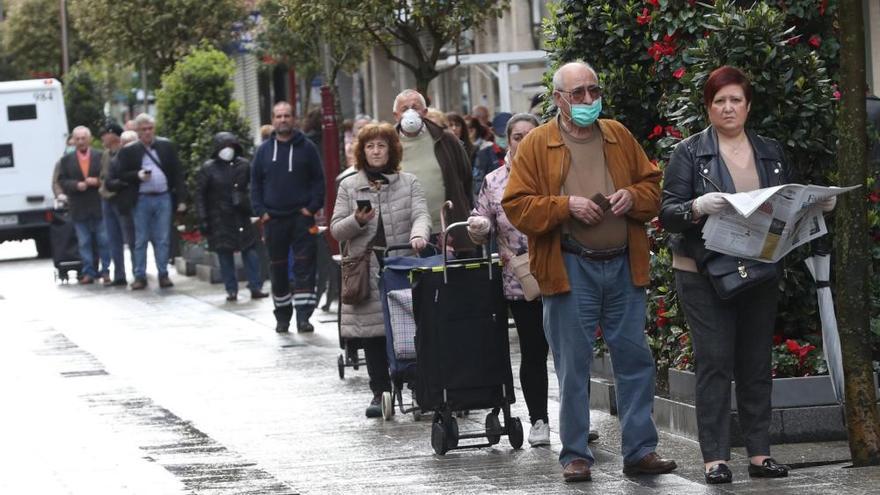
[552,61,598,90]
[120,130,138,144]
[506,113,540,139]
[71,125,91,137]
[133,113,155,127]
[392,89,426,113]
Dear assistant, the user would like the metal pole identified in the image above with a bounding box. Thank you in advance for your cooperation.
[141,63,148,114]
[60,0,69,76]
[498,61,510,112]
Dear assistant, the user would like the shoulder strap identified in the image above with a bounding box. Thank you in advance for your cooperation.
[142,144,161,168]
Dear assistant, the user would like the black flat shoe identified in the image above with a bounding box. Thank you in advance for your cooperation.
[705,463,732,484]
[748,458,789,478]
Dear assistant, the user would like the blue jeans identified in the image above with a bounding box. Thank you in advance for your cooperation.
[216,248,263,295]
[103,200,135,281]
[73,217,111,278]
[133,193,172,280]
[543,252,658,467]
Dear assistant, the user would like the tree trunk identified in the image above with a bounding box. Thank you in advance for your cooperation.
[835,0,880,467]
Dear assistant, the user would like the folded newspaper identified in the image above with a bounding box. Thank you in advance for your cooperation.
[701,184,860,263]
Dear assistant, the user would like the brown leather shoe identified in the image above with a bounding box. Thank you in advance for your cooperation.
[562,459,592,482]
[623,452,678,475]
[130,279,147,290]
[158,276,174,288]
[78,275,94,285]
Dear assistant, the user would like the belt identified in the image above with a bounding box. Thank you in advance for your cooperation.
[560,236,627,261]
[139,191,169,196]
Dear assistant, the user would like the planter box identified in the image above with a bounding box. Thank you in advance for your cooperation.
[668,369,874,409]
[174,256,197,276]
[591,352,614,380]
[195,250,269,285]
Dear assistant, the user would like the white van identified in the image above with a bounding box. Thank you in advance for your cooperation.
[0,79,69,257]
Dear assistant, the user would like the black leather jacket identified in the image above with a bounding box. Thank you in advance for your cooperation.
[659,126,790,267]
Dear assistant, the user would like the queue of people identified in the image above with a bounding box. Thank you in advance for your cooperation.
[49,61,835,486]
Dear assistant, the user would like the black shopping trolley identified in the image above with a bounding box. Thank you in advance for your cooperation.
[412,219,523,455]
[50,208,83,283]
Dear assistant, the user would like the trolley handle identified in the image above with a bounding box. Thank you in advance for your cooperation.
[383,243,439,258]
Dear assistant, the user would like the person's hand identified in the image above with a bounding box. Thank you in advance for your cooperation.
[466,216,491,237]
[355,207,375,226]
[76,181,87,191]
[85,177,99,187]
[568,196,604,225]
[608,188,633,216]
[177,203,187,213]
[817,196,837,212]
[137,169,151,182]
[260,213,270,223]
[692,192,728,217]
[300,208,313,217]
[410,237,427,251]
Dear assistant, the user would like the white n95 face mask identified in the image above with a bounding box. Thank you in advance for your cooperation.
[400,109,423,134]
[218,147,235,162]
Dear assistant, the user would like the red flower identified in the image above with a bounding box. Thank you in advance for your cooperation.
[663,33,676,44]
[646,0,660,7]
[664,125,682,139]
[833,90,841,100]
[703,30,711,38]
[688,0,696,5]
[787,35,802,46]
[648,125,664,139]
[809,35,822,49]
[637,7,652,25]
[869,191,880,203]
[651,217,663,232]
[657,316,669,327]
[595,326,603,338]
[785,339,800,353]
[773,334,783,346]
[673,67,686,79]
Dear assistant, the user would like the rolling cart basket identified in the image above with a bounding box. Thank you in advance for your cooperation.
[50,208,82,283]
[411,216,523,455]
[378,244,443,421]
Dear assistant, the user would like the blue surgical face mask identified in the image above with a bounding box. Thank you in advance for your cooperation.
[495,136,508,149]
[569,98,602,127]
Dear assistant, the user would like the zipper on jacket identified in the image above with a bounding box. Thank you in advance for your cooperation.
[698,165,723,193]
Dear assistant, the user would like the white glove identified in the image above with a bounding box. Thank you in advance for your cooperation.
[137,169,151,182]
[467,216,491,237]
[816,196,837,212]
[692,192,728,217]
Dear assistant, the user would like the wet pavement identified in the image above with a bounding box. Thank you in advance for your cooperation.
[1,240,878,494]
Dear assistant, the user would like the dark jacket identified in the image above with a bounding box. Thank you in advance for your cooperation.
[659,126,789,268]
[250,130,324,218]
[396,118,473,227]
[57,148,104,221]
[473,142,505,198]
[194,132,257,252]
[112,137,188,214]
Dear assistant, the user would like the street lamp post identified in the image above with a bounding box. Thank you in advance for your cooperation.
[60,0,69,76]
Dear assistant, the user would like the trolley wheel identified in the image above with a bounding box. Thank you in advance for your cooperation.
[446,415,459,449]
[485,413,502,445]
[381,392,394,420]
[508,417,524,450]
[337,354,345,379]
[431,421,448,455]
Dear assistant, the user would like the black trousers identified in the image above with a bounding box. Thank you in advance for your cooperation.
[675,269,778,462]
[362,336,391,394]
[265,214,317,324]
[509,299,550,425]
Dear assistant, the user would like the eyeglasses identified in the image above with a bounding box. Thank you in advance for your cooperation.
[557,85,603,103]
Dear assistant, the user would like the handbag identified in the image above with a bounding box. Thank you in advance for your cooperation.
[704,254,777,300]
[340,235,377,305]
[510,252,541,301]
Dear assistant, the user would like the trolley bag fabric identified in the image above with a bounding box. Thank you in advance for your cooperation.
[387,288,416,360]
[412,259,515,412]
[50,211,82,270]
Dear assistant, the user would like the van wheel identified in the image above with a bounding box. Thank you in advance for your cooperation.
[35,233,52,259]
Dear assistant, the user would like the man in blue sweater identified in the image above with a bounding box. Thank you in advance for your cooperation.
[252,101,325,333]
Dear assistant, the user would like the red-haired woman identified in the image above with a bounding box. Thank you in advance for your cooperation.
[660,66,835,484]
[331,123,431,418]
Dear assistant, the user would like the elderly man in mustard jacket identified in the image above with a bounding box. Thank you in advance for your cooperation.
[502,61,675,483]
